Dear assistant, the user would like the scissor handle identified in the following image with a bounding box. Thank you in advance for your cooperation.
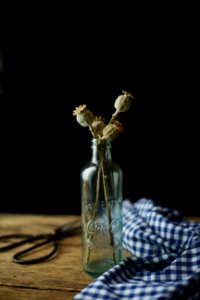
[0,234,33,251]
[12,234,58,264]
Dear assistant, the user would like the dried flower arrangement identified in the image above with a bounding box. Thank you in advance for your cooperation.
[72,90,134,275]
[73,90,134,140]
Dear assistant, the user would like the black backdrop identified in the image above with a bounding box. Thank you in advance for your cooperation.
[1,5,199,216]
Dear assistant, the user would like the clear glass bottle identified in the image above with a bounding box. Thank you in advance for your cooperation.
[81,138,123,278]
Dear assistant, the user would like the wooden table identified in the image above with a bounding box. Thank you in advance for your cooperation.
[0,213,93,300]
[0,214,199,300]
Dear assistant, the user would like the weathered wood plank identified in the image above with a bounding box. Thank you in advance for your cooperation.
[0,286,77,300]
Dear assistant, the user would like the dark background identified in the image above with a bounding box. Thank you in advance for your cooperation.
[1,4,199,216]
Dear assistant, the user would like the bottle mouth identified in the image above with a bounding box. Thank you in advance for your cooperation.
[91,138,111,148]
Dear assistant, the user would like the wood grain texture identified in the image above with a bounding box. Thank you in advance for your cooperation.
[0,214,93,300]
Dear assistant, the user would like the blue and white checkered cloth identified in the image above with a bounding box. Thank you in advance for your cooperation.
[73,198,200,299]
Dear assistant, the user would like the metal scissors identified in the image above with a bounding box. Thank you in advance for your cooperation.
[0,220,81,264]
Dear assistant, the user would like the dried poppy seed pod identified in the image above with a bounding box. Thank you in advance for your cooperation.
[102,123,124,141]
[113,90,134,117]
[73,104,94,127]
[91,116,105,137]
[76,109,94,127]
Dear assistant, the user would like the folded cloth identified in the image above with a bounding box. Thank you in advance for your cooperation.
[73,198,200,300]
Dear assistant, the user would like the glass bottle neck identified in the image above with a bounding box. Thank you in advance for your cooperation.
[91,139,112,163]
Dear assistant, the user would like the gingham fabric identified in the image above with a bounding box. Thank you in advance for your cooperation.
[73,198,200,300]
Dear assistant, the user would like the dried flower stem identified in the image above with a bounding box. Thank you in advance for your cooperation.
[86,142,116,265]
[86,162,101,263]
[101,154,117,264]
